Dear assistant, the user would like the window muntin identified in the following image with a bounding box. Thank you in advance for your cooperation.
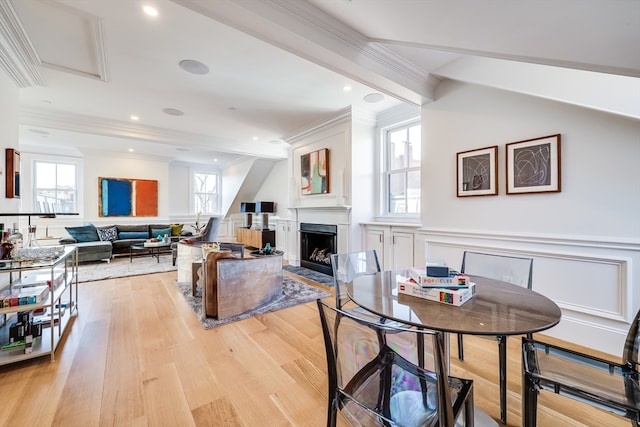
[384,122,421,214]
[34,161,77,213]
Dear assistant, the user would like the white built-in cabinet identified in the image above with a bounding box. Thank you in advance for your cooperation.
[362,224,419,271]
[275,219,297,261]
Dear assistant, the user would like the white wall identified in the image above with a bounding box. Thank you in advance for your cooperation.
[254,159,289,218]
[0,69,19,213]
[421,80,640,355]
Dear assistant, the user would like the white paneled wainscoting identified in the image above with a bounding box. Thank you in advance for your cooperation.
[420,228,639,356]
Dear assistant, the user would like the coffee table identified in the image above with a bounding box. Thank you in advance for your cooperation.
[130,242,171,263]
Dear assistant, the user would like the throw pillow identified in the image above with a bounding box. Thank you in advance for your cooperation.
[118,231,149,239]
[170,224,183,236]
[96,226,118,242]
[65,224,100,243]
[150,227,171,239]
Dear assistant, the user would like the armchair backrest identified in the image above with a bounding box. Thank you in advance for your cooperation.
[461,250,533,289]
[330,250,381,309]
[199,217,221,242]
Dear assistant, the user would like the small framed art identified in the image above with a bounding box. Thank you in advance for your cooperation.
[456,145,498,197]
[506,134,561,195]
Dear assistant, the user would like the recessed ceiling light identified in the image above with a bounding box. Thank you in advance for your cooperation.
[343,85,352,92]
[252,136,259,141]
[179,59,209,75]
[213,158,218,162]
[143,5,158,17]
[130,115,139,121]
[128,148,134,152]
[162,108,184,116]
[364,92,385,103]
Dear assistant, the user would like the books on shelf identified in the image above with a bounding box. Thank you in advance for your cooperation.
[1,285,50,307]
[408,267,470,288]
[397,276,477,306]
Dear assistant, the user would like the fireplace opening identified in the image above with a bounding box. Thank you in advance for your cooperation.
[299,223,337,276]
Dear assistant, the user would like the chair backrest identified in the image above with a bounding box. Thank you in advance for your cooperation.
[199,217,221,242]
[461,250,533,289]
[219,242,245,258]
[623,308,640,368]
[330,250,381,309]
[316,299,457,427]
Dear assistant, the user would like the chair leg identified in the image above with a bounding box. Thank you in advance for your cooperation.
[522,371,538,427]
[498,335,507,424]
[457,333,464,360]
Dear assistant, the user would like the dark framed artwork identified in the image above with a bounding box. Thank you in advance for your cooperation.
[5,148,20,199]
[456,146,498,197]
[301,148,329,195]
[506,134,561,194]
[98,177,158,217]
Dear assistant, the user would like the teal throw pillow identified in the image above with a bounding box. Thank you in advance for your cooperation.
[150,227,171,239]
[65,224,100,243]
[119,231,149,239]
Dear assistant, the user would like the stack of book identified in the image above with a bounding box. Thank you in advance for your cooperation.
[397,266,476,306]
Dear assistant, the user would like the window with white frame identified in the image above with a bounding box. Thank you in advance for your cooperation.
[34,160,78,213]
[192,170,220,214]
[384,121,421,215]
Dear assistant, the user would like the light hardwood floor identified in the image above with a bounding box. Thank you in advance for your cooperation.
[0,270,629,426]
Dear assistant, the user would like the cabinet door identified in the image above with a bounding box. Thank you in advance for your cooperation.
[276,220,288,255]
[364,227,387,270]
[391,230,414,270]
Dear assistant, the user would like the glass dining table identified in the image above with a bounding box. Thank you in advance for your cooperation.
[347,270,562,426]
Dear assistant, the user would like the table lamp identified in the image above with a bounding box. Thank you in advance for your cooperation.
[255,201,275,231]
[240,202,256,229]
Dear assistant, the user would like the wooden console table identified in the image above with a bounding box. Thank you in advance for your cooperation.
[236,228,275,249]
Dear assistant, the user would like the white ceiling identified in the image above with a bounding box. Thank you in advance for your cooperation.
[3,0,639,167]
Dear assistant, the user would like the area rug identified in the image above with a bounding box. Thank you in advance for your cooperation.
[174,277,330,329]
[282,265,334,286]
[76,254,177,283]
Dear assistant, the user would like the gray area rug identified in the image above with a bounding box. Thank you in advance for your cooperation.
[282,265,334,286]
[174,277,330,329]
[77,254,177,283]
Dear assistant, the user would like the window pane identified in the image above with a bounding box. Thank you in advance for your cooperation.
[35,162,55,188]
[193,171,219,214]
[388,172,406,213]
[389,128,409,169]
[408,125,421,166]
[34,161,77,213]
[57,164,75,187]
[406,170,421,214]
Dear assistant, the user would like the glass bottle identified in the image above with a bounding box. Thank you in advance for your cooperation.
[0,231,13,260]
[8,223,23,250]
[24,225,40,248]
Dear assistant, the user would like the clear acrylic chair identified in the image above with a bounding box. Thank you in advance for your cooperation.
[330,250,381,310]
[522,308,640,426]
[457,250,533,424]
[317,299,475,427]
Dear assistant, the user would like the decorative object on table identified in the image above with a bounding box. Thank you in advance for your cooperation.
[506,133,561,194]
[8,224,23,250]
[397,276,477,306]
[263,243,272,254]
[1,231,13,260]
[24,225,40,248]
[12,246,65,261]
[240,202,256,229]
[456,145,498,197]
[5,148,20,199]
[98,177,158,217]
[194,211,204,233]
[255,201,274,230]
[300,148,329,195]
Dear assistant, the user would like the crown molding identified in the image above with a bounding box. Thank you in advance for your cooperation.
[19,107,289,160]
[0,0,41,87]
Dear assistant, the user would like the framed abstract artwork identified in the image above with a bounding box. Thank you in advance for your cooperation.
[506,134,561,194]
[456,146,498,197]
[98,177,158,217]
[301,148,329,195]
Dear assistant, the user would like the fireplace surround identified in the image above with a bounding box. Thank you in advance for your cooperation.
[299,223,337,276]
